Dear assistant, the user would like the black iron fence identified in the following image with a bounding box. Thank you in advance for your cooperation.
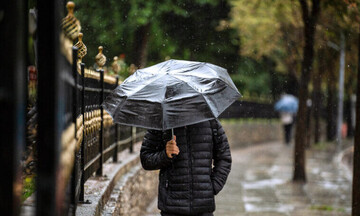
[68,52,146,208]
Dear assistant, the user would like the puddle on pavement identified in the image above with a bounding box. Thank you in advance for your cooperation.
[311,167,320,174]
[242,178,286,189]
[243,196,263,202]
[317,180,350,190]
[244,203,294,213]
[244,169,270,181]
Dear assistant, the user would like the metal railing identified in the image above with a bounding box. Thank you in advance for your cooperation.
[69,53,146,207]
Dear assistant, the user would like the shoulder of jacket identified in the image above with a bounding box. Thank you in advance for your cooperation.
[210,118,220,128]
[147,129,163,135]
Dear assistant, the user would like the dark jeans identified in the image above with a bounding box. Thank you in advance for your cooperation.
[284,123,293,144]
[161,212,214,216]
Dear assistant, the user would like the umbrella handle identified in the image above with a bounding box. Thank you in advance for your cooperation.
[171,128,177,158]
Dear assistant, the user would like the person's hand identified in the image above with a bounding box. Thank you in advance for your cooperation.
[166,135,179,158]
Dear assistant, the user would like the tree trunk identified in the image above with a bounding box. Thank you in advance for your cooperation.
[352,23,360,216]
[336,32,346,150]
[326,60,337,141]
[305,97,312,148]
[313,73,322,143]
[313,49,324,144]
[287,62,300,96]
[132,23,151,68]
[294,0,320,182]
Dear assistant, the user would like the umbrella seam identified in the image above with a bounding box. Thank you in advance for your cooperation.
[104,74,166,120]
[126,73,167,98]
[204,64,239,93]
[168,75,218,118]
[111,116,217,131]
[158,59,173,74]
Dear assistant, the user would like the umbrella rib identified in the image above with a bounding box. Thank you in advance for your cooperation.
[158,59,173,74]
[169,75,217,118]
[107,74,166,119]
[126,74,166,98]
[204,64,239,92]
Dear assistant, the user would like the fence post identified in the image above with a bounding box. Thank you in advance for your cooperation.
[113,125,119,162]
[130,127,136,153]
[71,46,78,212]
[72,47,78,128]
[97,69,104,176]
[36,0,65,215]
[79,63,85,202]
[113,76,119,162]
[0,0,26,214]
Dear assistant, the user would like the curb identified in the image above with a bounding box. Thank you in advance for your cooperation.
[76,142,142,216]
[334,145,353,182]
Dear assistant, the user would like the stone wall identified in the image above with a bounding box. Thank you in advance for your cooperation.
[76,143,159,216]
[220,120,283,149]
[112,166,158,216]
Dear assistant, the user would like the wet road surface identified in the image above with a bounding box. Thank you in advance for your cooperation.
[146,141,352,216]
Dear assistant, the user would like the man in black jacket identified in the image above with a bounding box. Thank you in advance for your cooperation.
[140,119,232,216]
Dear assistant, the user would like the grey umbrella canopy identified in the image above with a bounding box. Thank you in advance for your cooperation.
[102,59,241,130]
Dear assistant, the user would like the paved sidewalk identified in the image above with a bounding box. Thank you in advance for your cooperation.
[146,142,352,216]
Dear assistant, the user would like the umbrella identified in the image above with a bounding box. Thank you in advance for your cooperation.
[102,59,241,132]
[274,94,299,113]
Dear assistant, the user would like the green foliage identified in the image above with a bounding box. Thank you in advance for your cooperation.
[230,57,288,100]
[72,0,296,99]
[74,0,240,72]
[155,1,240,74]
[229,0,301,59]
[22,176,36,202]
[232,58,271,96]
[310,205,346,213]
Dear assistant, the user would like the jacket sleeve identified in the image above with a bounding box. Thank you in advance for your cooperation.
[211,120,232,195]
[140,129,172,170]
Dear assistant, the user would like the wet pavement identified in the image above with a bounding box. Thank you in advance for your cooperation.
[145,141,352,216]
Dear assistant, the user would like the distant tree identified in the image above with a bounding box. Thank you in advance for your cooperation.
[340,1,360,215]
[312,0,350,143]
[229,0,305,98]
[294,0,320,182]
[153,0,240,73]
[229,1,303,72]
[74,0,239,71]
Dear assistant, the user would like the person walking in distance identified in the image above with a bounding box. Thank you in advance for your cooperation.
[140,119,232,216]
[280,111,295,145]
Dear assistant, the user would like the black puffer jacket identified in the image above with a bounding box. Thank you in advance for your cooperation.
[140,119,231,215]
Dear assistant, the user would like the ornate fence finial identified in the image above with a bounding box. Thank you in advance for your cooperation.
[129,63,137,75]
[74,32,87,64]
[95,46,106,69]
[112,56,120,74]
[62,1,81,41]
